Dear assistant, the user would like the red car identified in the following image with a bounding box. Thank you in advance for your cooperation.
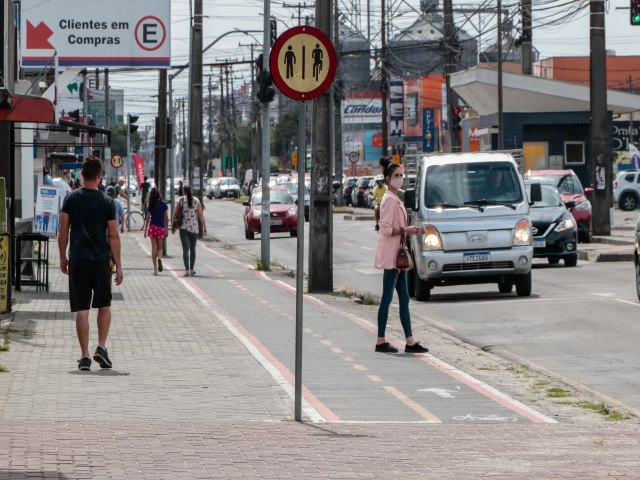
[243,186,298,240]
[524,169,593,242]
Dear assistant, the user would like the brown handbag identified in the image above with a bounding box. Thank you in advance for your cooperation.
[396,232,411,270]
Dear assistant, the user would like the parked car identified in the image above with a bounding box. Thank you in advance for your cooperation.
[351,176,374,208]
[206,178,220,199]
[614,170,640,211]
[524,169,593,243]
[214,177,241,198]
[343,177,358,206]
[281,182,310,221]
[526,182,578,267]
[243,186,298,239]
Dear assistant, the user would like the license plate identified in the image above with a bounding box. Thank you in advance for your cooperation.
[463,252,490,263]
[533,239,546,248]
[270,219,283,226]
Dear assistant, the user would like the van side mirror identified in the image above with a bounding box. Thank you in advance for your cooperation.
[404,188,416,210]
[529,183,542,204]
[565,200,577,209]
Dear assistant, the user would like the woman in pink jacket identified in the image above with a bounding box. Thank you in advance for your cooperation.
[374,158,429,354]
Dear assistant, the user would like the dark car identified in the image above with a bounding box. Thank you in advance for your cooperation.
[243,186,298,240]
[524,169,592,243]
[526,182,578,267]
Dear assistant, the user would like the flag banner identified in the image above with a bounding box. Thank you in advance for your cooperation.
[132,154,145,186]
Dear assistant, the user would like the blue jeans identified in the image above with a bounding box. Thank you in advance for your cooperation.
[377,269,413,338]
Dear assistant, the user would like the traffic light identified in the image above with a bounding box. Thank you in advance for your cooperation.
[128,114,139,133]
[68,109,81,137]
[87,118,96,138]
[256,70,275,103]
[632,0,640,25]
[451,106,462,133]
[270,18,278,46]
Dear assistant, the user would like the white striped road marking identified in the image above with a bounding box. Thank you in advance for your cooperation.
[384,386,440,423]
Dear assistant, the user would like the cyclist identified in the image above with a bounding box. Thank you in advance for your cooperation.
[372,174,387,232]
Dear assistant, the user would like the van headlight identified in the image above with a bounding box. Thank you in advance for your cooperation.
[554,218,575,232]
[422,225,443,251]
[513,219,532,246]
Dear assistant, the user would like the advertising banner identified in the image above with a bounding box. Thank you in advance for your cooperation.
[0,234,9,314]
[342,98,382,125]
[20,0,171,68]
[34,185,61,237]
[389,80,404,140]
[422,108,435,153]
[132,154,145,186]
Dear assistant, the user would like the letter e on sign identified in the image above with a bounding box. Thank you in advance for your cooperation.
[135,16,167,52]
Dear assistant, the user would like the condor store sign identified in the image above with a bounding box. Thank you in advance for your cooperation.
[20,0,170,68]
[342,98,382,125]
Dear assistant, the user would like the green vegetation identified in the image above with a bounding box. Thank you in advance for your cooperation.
[546,387,570,398]
[0,336,10,352]
[557,400,627,421]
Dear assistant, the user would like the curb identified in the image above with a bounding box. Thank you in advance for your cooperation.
[578,250,634,262]
[343,214,374,221]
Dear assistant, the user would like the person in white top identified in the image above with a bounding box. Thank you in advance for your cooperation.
[171,185,207,276]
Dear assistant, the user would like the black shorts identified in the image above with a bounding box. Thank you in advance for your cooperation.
[68,259,112,312]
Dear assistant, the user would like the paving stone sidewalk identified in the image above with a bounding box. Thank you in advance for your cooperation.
[1,232,640,479]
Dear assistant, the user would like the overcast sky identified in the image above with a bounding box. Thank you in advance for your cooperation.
[113,0,640,125]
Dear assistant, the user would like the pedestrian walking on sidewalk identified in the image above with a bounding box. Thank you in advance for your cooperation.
[143,187,169,275]
[171,185,207,276]
[374,157,429,355]
[58,156,123,371]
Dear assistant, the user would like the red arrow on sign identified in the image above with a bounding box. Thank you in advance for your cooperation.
[27,21,54,50]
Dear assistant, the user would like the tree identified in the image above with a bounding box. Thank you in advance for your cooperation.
[110,123,142,156]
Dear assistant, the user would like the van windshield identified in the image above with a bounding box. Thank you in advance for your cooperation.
[424,161,522,208]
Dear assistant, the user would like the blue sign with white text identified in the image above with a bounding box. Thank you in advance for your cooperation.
[422,108,435,153]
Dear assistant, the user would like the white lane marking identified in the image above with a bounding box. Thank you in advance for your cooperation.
[354,268,380,275]
[453,414,518,422]
[134,236,325,422]
[343,242,355,246]
[360,246,373,251]
[417,388,457,399]
[616,298,640,307]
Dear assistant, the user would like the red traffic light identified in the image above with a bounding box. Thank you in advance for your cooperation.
[452,106,461,116]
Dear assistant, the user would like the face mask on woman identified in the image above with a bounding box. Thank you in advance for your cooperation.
[389,177,403,189]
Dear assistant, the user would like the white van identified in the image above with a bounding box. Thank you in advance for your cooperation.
[404,151,541,301]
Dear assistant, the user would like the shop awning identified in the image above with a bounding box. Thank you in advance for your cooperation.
[0,95,55,123]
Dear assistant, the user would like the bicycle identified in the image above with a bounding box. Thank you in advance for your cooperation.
[123,207,145,231]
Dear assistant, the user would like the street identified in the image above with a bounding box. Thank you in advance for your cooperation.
[202,197,640,416]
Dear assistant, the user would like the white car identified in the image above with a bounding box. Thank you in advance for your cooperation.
[614,170,640,211]
[215,177,240,198]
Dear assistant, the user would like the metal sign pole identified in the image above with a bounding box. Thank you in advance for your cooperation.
[294,100,306,422]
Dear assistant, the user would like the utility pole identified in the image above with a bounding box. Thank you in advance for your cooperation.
[231,73,238,179]
[630,76,635,148]
[219,68,226,176]
[521,0,532,75]
[189,0,204,204]
[283,2,313,25]
[104,68,111,180]
[158,70,168,208]
[308,0,333,292]
[260,0,272,270]
[333,1,344,203]
[181,99,187,178]
[380,0,389,158]
[497,0,504,150]
[208,74,213,177]
[443,0,460,152]
[590,0,610,235]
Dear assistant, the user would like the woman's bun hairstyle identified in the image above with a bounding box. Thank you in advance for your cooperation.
[379,156,390,170]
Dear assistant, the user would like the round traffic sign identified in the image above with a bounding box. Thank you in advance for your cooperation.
[270,26,337,101]
[348,151,359,164]
[111,154,124,169]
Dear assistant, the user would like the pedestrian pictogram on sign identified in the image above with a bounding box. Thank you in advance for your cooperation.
[111,154,124,169]
[270,26,337,101]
